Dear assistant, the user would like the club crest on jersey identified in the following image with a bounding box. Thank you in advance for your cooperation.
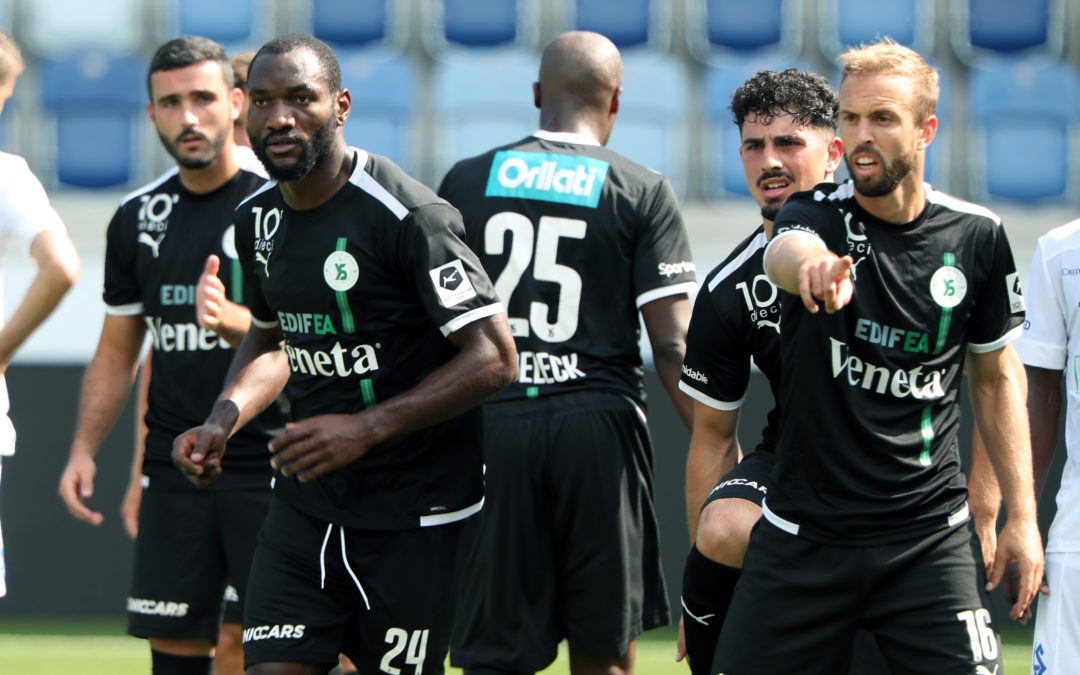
[429,259,477,307]
[1005,271,1025,313]
[929,265,967,308]
[485,151,609,208]
[324,250,359,291]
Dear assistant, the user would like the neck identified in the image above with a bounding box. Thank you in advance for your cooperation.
[278,142,353,211]
[763,219,774,240]
[540,109,606,145]
[177,144,239,194]
[853,173,926,224]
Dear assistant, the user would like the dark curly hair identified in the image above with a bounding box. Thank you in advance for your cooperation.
[730,68,838,132]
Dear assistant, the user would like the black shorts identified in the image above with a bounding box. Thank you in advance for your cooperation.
[242,496,463,672]
[700,449,773,512]
[222,584,241,625]
[128,486,270,641]
[715,516,1002,674]
[451,391,670,672]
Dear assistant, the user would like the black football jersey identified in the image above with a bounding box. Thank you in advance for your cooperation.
[764,182,1025,544]
[679,226,781,455]
[235,149,503,530]
[438,131,696,406]
[104,165,285,490]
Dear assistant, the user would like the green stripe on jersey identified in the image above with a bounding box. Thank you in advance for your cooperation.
[335,238,356,334]
[361,378,376,408]
[230,258,243,303]
[919,404,933,466]
[933,252,956,354]
[526,386,539,399]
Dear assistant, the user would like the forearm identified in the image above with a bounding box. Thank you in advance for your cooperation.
[686,432,738,542]
[211,300,252,349]
[1027,366,1063,499]
[131,355,151,479]
[642,295,693,430]
[654,348,693,431]
[967,426,1002,544]
[70,345,142,459]
[0,231,80,364]
[209,326,291,435]
[969,347,1037,524]
[764,233,829,295]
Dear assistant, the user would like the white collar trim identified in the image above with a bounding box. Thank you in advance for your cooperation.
[532,129,602,146]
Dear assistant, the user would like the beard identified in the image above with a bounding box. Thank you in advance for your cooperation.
[845,145,915,197]
[252,114,338,182]
[757,170,795,222]
[158,127,227,170]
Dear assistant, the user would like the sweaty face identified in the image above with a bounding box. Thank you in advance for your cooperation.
[149,61,234,169]
[739,113,839,222]
[839,74,927,199]
[247,49,339,182]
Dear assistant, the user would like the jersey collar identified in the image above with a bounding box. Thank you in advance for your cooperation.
[532,129,602,146]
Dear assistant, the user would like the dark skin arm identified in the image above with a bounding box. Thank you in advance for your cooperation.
[641,294,693,430]
[174,315,518,485]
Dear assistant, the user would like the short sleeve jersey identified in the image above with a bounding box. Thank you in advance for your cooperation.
[679,227,781,455]
[103,164,285,490]
[764,182,1024,545]
[437,131,696,406]
[1016,219,1080,553]
[234,149,503,530]
[0,152,67,457]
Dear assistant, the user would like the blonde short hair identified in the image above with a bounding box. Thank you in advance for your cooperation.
[839,38,939,124]
[0,30,24,86]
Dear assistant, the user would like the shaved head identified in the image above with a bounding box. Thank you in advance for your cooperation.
[535,31,623,143]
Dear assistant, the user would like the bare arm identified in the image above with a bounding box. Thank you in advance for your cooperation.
[195,254,251,348]
[1027,365,1064,499]
[641,294,693,430]
[764,233,853,314]
[58,314,146,525]
[121,352,151,539]
[0,228,80,370]
[266,315,517,483]
[685,402,740,541]
[967,426,1001,572]
[967,345,1044,620]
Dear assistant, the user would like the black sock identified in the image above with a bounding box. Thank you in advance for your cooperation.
[680,544,741,675]
[150,650,213,675]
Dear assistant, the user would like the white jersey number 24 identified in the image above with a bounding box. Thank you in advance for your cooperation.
[484,212,586,343]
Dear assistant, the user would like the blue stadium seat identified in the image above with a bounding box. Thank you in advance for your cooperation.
[422,0,539,53]
[23,0,143,57]
[339,48,418,173]
[173,0,258,46]
[431,49,538,182]
[702,54,810,199]
[950,0,1064,64]
[40,53,146,188]
[967,57,1080,203]
[563,0,672,51]
[606,52,689,195]
[686,0,803,62]
[819,0,935,58]
[311,0,401,49]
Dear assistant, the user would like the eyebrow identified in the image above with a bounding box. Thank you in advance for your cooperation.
[155,88,219,105]
[742,134,805,145]
[249,83,318,95]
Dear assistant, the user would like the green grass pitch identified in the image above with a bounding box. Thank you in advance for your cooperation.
[0,619,1035,673]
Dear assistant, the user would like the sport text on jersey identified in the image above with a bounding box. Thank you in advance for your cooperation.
[136,192,179,257]
[144,316,230,352]
[284,341,380,378]
[517,350,586,384]
[484,151,609,208]
[830,337,946,400]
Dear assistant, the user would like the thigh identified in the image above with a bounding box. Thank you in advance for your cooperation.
[867,523,1002,675]
[714,521,860,674]
[128,488,227,641]
[549,396,669,660]
[216,488,272,604]
[344,523,463,675]
[242,497,355,670]
[1032,552,1080,673]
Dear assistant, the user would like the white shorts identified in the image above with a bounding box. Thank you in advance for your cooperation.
[1032,551,1080,672]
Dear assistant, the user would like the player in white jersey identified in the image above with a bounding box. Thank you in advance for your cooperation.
[1011,221,1080,673]
[0,29,81,599]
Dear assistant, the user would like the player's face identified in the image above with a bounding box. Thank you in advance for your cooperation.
[739,112,841,222]
[148,61,236,169]
[247,49,340,182]
[839,74,934,198]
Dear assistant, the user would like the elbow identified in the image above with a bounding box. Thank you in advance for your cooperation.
[493,343,519,391]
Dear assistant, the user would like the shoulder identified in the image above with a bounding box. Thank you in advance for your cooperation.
[924,185,1002,229]
[116,168,181,209]
[1035,217,1080,261]
[702,228,768,295]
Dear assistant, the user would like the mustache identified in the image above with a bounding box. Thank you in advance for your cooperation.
[849,145,884,162]
[757,170,795,187]
[261,133,303,146]
[175,129,208,144]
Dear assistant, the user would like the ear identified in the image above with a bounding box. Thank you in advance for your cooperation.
[146,101,155,124]
[336,88,351,125]
[916,113,937,151]
[610,86,621,115]
[825,135,843,176]
[533,81,541,110]
[230,86,243,122]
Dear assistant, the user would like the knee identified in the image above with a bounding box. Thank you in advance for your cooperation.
[694,503,752,567]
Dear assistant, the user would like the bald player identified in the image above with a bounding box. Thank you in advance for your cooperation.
[439,31,696,675]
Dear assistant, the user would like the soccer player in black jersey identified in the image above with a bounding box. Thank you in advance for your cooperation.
[438,31,696,675]
[58,36,285,675]
[171,34,518,675]
[713,39,1044,673]
[677,68,888,674]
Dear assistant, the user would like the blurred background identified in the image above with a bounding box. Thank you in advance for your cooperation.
[0,0,1074,627]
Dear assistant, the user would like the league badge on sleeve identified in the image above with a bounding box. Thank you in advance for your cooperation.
[1005,271,1025,313]
[430,259,477,307]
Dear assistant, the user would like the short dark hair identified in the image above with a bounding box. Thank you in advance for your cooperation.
[147,35,233,100]
[250,34,342,94]
[230,50,256,91]
[730,69,838,132]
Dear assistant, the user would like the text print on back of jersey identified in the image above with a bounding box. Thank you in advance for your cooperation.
[485,151,609,208]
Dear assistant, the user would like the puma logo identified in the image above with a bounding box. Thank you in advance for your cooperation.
[255,251,271,277]
[138,232,165,258]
